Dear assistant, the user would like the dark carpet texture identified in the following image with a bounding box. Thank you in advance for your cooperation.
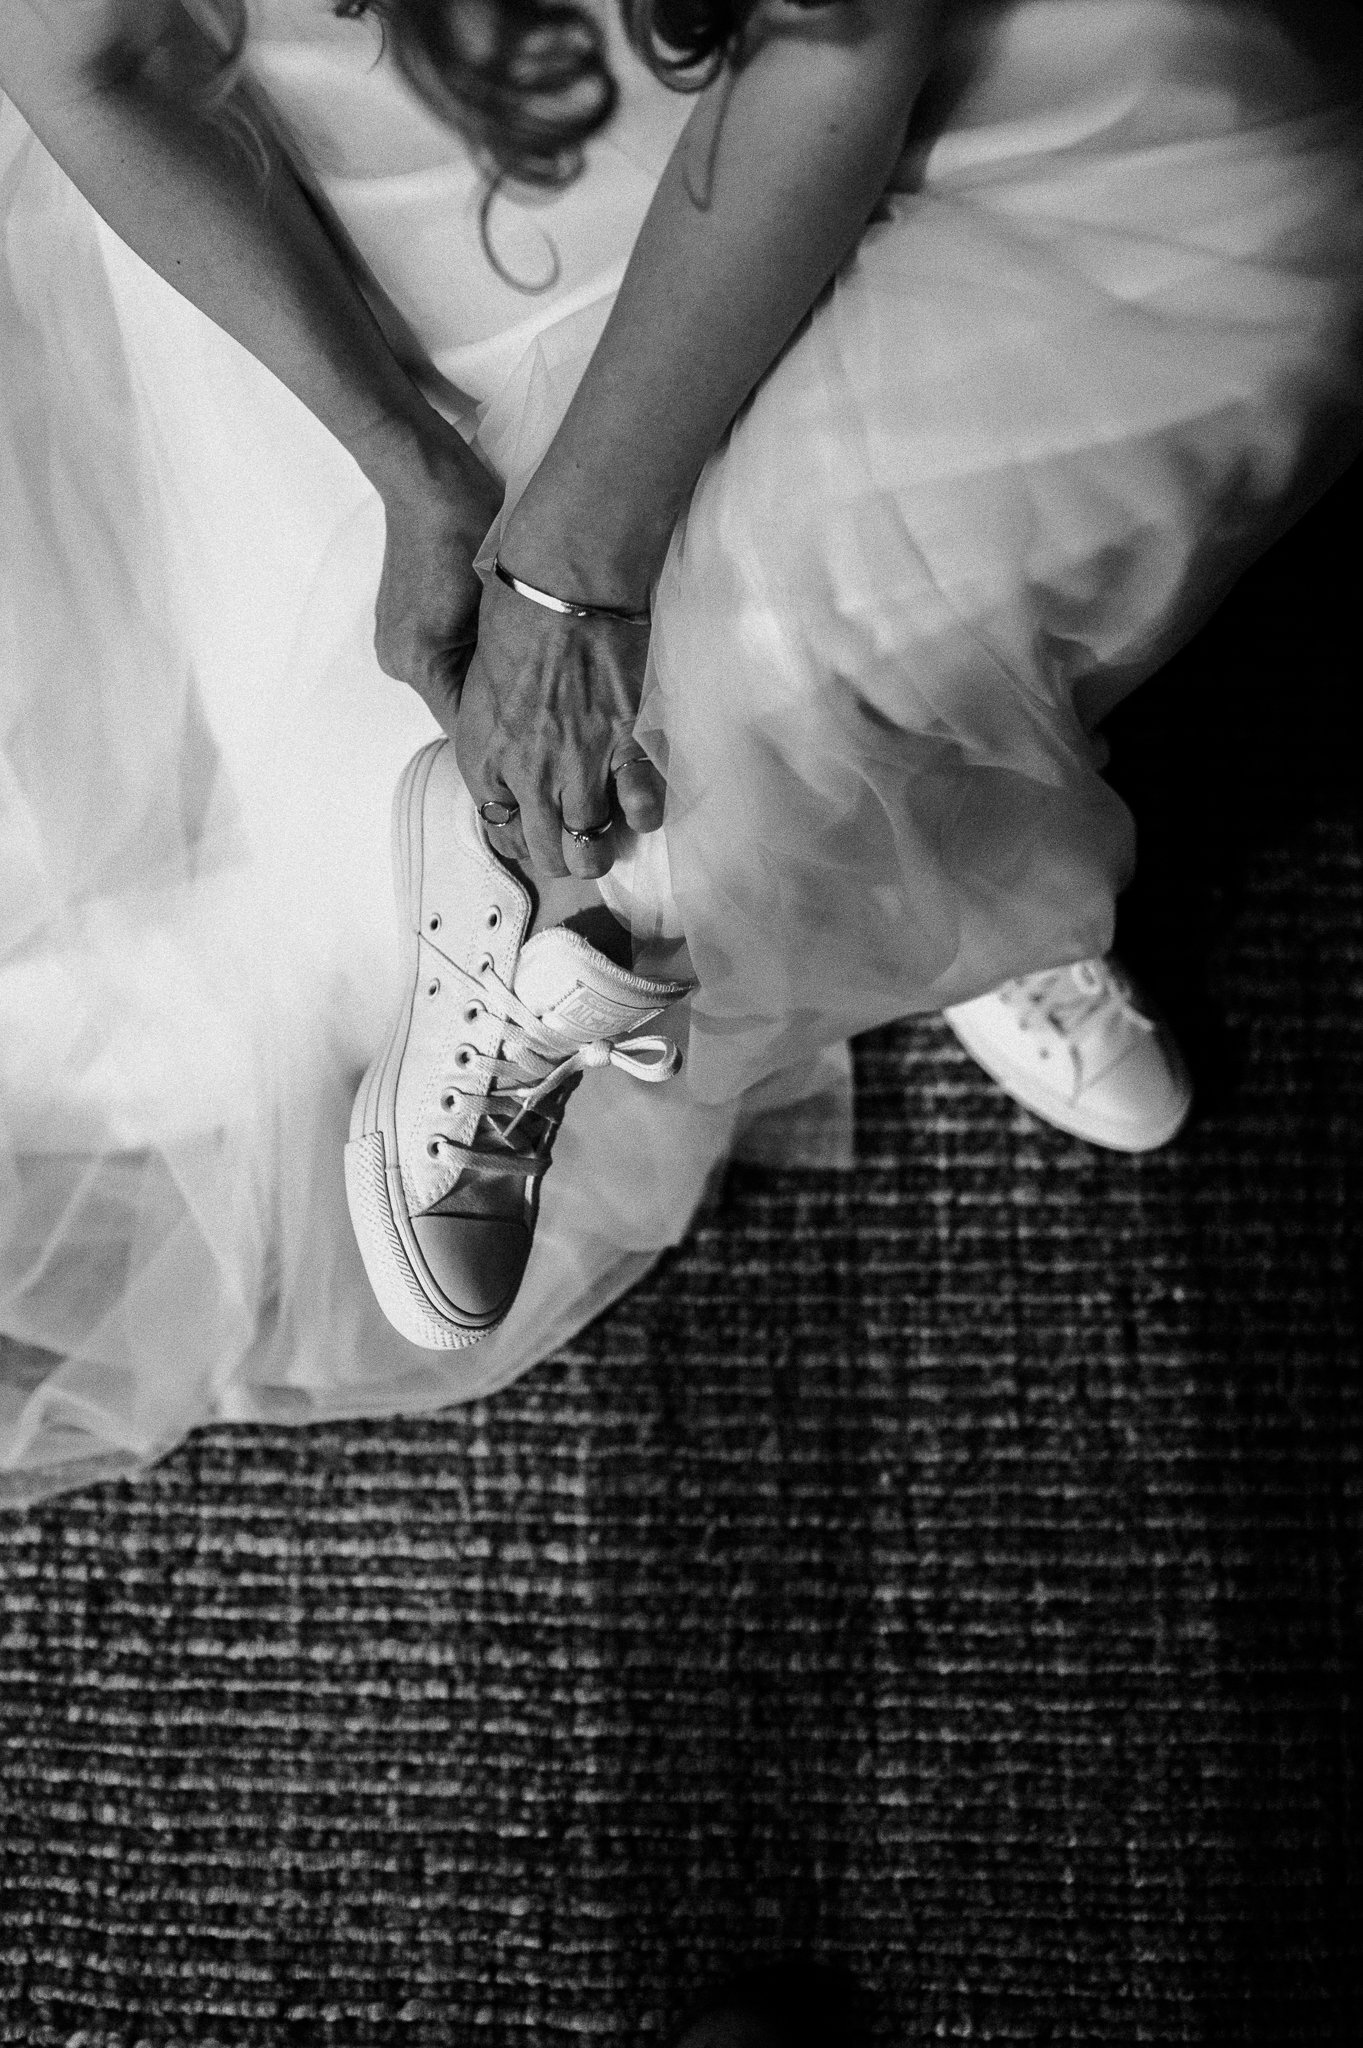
[2,464,1360,2047]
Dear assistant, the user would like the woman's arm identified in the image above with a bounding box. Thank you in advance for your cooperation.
[0,0,499,714]
[501,0,941,607]
[458,0,940,876]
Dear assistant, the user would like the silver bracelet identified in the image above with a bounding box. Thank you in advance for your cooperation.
[493,554,651,627]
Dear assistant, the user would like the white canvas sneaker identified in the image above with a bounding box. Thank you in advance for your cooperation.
[345,740,691,1350]
[942,955,1192,1152]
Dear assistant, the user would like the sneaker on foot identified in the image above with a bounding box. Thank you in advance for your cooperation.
[942,954,1192,1152]
[345,739,690,1349]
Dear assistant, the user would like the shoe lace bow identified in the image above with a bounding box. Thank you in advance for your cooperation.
[426,956,681,1180]
[1007,958,1154,1055]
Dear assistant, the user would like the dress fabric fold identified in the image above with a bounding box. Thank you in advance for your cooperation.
[3,0,1362,1501]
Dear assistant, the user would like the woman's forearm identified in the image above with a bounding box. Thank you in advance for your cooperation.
[0,0,472,502]
[502,0,941,608]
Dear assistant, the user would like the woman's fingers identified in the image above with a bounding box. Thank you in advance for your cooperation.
[517,788,573,878]
[469,755,665,882]
[559,774,617,879]
[455,595,664,880]
[481,810,531,869]
[464,777,532,869]
[612,748,667,833]
[455,653,566,875]
[560,823,616,880]
[557,747,664,877]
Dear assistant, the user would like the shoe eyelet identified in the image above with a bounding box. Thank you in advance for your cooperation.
[427,913,442,934]
[426,978,440,997]
[440,1091,456,1111]
[454,1046,474,1069]
[484,905,502,931]
[426,1139,441,1159]
[477,953,495,975]
[464,1003,483,1024]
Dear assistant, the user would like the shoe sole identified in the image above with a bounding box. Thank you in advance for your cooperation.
[943,1009,1193,1154]
[344,740,505,1350]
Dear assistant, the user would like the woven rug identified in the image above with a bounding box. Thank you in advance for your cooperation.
[2,461,1360,2047]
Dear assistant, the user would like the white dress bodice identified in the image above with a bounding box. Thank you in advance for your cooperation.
[243,0,691,403]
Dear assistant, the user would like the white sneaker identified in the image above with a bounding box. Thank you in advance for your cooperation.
[345,740,690,1350]
[942,954,1192,1152]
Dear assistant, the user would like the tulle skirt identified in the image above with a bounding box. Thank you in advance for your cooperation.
[3,0,1362,1501]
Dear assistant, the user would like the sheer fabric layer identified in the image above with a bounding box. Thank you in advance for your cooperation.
[3,0,1363,1499]
[0,96,737,1503]
[644,0,1363,1097]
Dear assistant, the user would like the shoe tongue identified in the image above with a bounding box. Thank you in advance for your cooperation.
[514,926,683,1040]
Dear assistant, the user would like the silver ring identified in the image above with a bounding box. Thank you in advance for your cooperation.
[478,798,520,828]
[566,819,612,846]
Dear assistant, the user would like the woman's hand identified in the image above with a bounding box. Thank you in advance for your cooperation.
[454,568,666,879]
[367,426,504,730]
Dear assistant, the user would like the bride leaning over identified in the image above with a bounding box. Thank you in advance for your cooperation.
[2,0,1361,1500]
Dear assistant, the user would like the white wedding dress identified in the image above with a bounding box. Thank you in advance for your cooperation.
[3,0,1361,1503]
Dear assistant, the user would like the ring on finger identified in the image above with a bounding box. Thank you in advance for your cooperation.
[478,797,520,828]
[565,818,613,846]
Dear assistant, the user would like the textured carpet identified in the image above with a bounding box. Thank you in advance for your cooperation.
[1,460,1360,2046]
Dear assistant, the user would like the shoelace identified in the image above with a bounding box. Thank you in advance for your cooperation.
[1006,958,1155,1048]
[426,954,680,1180]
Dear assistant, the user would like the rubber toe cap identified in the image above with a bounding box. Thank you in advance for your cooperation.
[411,1212,531,1324]
[1088,1027,1192,1149]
